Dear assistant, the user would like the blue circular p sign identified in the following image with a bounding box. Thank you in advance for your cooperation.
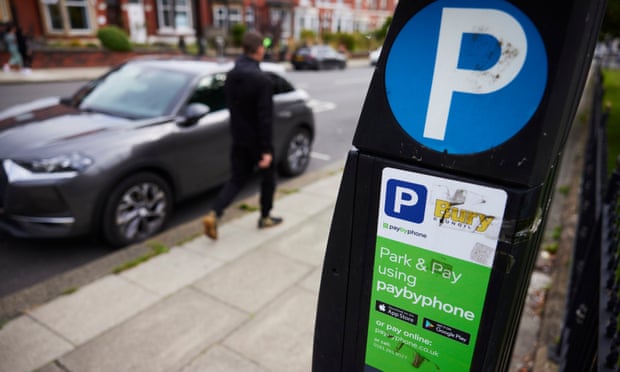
[385,0,547,154]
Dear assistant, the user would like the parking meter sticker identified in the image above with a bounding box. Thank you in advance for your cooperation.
[367,236,489,370]
[378,168,507,265]
[385,0,547,154]
[367,168,508,370]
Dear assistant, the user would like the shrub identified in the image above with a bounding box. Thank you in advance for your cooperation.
[97,25,132,52]
[299,29,317,45]
[374,16,392,42]
[231,24,246,47]
[336,32,355,51]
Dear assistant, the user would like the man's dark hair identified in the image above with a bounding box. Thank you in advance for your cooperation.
[242,31,264,55]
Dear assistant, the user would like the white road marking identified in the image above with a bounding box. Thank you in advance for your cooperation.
[307,99,336,113]
[333,77,373,86]
[310,152,331,161]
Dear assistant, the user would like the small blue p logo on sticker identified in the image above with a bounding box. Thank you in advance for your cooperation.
[385,180,427,223]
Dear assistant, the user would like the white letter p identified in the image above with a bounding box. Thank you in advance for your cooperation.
[393,186,418,213]
[424,8,527,141]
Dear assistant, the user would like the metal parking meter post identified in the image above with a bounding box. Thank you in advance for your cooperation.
[313,0,607,371]
[216,36,225,60]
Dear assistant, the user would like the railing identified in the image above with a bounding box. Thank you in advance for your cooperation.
[553,65,620,371]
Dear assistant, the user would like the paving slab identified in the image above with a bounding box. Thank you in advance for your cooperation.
[180,345,267,372]
[224,287,318,372]
[299,172,344,197]
[227,205,309,237]
[28,275,159,345]
[183,201,311,262]
[120,247,224,296]
[59,288,246,372]
[36,362,67,372]
[192,249,313,313]
[184,220,273,262]
[275,191,337,218]
[299,267,324,294]
[266,205,333,266]
[0,315,73,372]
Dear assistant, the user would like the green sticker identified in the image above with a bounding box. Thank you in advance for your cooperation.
[365,168,507,371]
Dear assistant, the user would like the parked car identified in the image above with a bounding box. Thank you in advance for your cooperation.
[290,45,347,70]
[369,46,383,66]
[0,58,315,247]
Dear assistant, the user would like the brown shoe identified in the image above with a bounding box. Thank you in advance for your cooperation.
[258,215,283,229]
[203,211,218,240]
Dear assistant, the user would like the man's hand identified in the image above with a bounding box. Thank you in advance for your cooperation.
[258,153,273,169]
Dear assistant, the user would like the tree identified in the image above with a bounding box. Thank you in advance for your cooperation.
[602,0,620,38]
[374,16,392,42]
[231,23,246,47]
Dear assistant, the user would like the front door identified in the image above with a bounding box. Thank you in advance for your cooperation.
[126,1,146,43]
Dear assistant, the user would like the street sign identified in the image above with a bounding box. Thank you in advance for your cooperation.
[385,0,547,154]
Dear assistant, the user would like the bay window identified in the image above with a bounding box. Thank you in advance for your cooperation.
[41,0,93,35]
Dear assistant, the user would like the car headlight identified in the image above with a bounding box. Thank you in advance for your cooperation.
[4,153,94,182]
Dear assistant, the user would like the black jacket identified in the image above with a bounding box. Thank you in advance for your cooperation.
[225,55,274,153]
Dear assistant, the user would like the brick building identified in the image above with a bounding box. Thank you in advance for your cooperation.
[1,0,395,47]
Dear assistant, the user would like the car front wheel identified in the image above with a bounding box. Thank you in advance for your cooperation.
[102,173,172,247]
[279,127,312,177]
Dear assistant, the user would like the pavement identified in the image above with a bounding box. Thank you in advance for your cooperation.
[0,63,587,371]
[0,66,111,84]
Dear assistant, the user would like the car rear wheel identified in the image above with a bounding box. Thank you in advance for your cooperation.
[102,173,172,247]
[279,127,312,177]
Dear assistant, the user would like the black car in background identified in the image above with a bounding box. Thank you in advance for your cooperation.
[0,58,315,247]
[290,45,347,70]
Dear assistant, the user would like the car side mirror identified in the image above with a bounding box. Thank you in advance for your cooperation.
[180,103,210,126]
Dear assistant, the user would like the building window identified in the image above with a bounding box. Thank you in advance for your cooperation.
[0,0,11,23]
[213,5,227,29]
[229,7,242,26]
[157,0,193,31]
[41,0,92,34]
[245,7,255,30]
[66,0,89,29]
[212,4,242,30]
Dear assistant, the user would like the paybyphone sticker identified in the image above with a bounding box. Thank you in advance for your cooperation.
[365,167,507,371]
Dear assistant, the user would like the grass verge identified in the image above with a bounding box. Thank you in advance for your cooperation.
[112,242,170,274]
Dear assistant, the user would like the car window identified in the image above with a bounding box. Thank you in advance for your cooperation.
[188,73,227,112]
[313,46,334,57]
[79,64,192,119]
[267,72,295,95]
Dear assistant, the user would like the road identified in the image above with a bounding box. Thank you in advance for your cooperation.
[0,65,375,298]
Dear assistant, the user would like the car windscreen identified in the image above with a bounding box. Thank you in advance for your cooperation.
[78,64,193,119]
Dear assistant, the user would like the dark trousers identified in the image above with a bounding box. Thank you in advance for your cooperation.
[212,144,276,218]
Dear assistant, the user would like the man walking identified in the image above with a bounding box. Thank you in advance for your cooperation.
[203,31,282,240]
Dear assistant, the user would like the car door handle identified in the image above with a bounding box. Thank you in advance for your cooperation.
[276,110,292,118]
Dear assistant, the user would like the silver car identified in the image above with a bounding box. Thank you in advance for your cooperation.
[0,58,315,246]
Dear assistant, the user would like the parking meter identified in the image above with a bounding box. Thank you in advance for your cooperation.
[313,0,607,371]
[215,35,225,58]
